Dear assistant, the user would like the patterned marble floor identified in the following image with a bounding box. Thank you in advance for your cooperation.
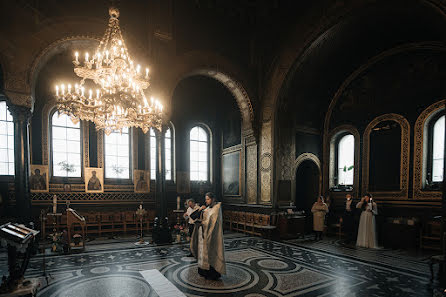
[0,235,440,296]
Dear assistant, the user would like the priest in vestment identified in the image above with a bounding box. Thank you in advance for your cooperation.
[190,192,226,280]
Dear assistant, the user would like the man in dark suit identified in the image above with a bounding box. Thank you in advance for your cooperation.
[342,193,356,244]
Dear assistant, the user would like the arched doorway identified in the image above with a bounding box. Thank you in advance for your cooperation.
[295,160,320,232]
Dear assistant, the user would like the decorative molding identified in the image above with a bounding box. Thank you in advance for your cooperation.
[246,144,258,204]
[260,153,272,172]
[327,125,360,198]
[362,113,410,199]
[413,99,445,200]
[3,89,32,108]
[97,131,104,168]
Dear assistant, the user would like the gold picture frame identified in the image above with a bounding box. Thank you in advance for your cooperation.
[85,167,104,193]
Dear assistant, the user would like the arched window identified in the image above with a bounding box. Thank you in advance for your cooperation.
[51,111,82,177]
[432,115,444,183]
[165,127,173,180]
[337,134,354,186]
[150,128,157,180]
[104,128,130,179]
[190,126,209,181]
[0,101,14,175]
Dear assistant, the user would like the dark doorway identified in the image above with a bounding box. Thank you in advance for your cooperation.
[295,160,320,231]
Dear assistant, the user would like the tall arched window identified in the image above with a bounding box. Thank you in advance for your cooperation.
[51,111,82,177]
[432,115,444,182]
[165,127,172,180]
[190,126,209,181]
[337,134,354,185]
[150,128,157,180]
[0,101,14,175]
[105,128,130,179]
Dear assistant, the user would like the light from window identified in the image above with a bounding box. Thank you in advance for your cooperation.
[0,101,14,175]
[150,128,157,180]
[105,128,130,179]
[190,126,209,181]
[51,112,81,177]
[338,134,354,185]
[165,128,172,180]
[432,115,444,182]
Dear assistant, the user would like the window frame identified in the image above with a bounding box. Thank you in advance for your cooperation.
[189,124,211,183]
[164,124,175,182]
[103,128,133,184]
[49,109,83,183]
[333,132,355,188]
[0,100,14,179]
[426,111,445,187]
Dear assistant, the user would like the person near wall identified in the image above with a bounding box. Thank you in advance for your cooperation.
[190,192,226,280]
[184,199,200,256]
[356,193,378,248]
[311,196,329,241]
[342,193,356,244]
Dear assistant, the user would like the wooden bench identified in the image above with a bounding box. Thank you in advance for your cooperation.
[223,210,276,238]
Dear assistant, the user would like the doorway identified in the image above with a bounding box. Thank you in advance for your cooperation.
[295,160,320,232]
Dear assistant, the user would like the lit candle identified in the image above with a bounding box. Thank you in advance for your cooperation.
[75,52,79,63]
[136,64,141,74]
[56,85,59,96]
[96,89,100,99]
[143,97,148,107]
[145,68,149,78]
[85,52,89,62]
[68,84,71,93]
[105,50,109,60]
[61,84,65,95]
[81,87,85,97]
[89,89,92,99]
[53,195,57,214]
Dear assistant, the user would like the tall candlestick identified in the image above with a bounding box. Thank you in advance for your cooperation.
[177,196,181,210]
[53,195,57,214]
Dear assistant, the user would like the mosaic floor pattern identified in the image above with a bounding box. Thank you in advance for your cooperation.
[0,236,439,296]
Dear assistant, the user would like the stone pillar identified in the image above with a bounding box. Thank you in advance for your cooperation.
[8,104,32,222]
[155,126,167,219]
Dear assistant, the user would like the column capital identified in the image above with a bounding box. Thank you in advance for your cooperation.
[8,104,32,123]
[3,89,33,109]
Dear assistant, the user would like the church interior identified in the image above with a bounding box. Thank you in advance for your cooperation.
[0,0,445,296]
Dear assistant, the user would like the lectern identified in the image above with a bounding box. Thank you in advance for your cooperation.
[0,223,39,294]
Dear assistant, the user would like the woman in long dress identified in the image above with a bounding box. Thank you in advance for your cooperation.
[190,192,226,280]
[356,193,378,248]
[311,196,329,241]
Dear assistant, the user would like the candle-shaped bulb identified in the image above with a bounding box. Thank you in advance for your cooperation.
[81,87,85,97]
[96,89,100,99]
[85,52,89,62]
[105,50,109,60]
[68,84,72,93]
[56,85,59,96]
[145,68,149,78]
[136,64,141,74]
[61,84,65,95]
[89,89,92,99]
[75,51,79,63]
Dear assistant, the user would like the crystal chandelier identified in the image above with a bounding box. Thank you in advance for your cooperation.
[54,7,163,135]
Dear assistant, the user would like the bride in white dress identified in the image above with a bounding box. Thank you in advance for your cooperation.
[356,193,378,248]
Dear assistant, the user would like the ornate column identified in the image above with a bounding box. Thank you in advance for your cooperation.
[8,103,32,222]
[155,126,167,219]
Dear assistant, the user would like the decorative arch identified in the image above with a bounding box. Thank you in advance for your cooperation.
[362,113,410,199]
[292,153,322,204]
[413,99,445,200]
[326,125,361,197]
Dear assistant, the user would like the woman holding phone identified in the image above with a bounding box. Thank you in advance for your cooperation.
[356,193,378,248]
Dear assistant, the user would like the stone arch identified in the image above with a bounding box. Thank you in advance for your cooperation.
[413,99,445,200]
[167,51,255,134]
[362,113,410,199]
[292,153,322,206]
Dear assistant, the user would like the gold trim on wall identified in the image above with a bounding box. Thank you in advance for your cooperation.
[362,113,410,199]
[97,131,104,168]
[413,100,445,200]
[327,125,360,198]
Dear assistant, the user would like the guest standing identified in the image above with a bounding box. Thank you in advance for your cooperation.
[311,196,329,241]
[190,192,226,280]
[356,193,378,248]
[184,199,200,257]
[342,193,356,244]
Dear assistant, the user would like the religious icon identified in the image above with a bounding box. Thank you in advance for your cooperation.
[30,165,49,193]
[134,170,150,193]
[84,167,104,193]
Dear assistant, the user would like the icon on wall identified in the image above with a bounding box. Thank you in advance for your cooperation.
[134,170,150,193]
[85,167,104,193]
[30,165,49,193]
